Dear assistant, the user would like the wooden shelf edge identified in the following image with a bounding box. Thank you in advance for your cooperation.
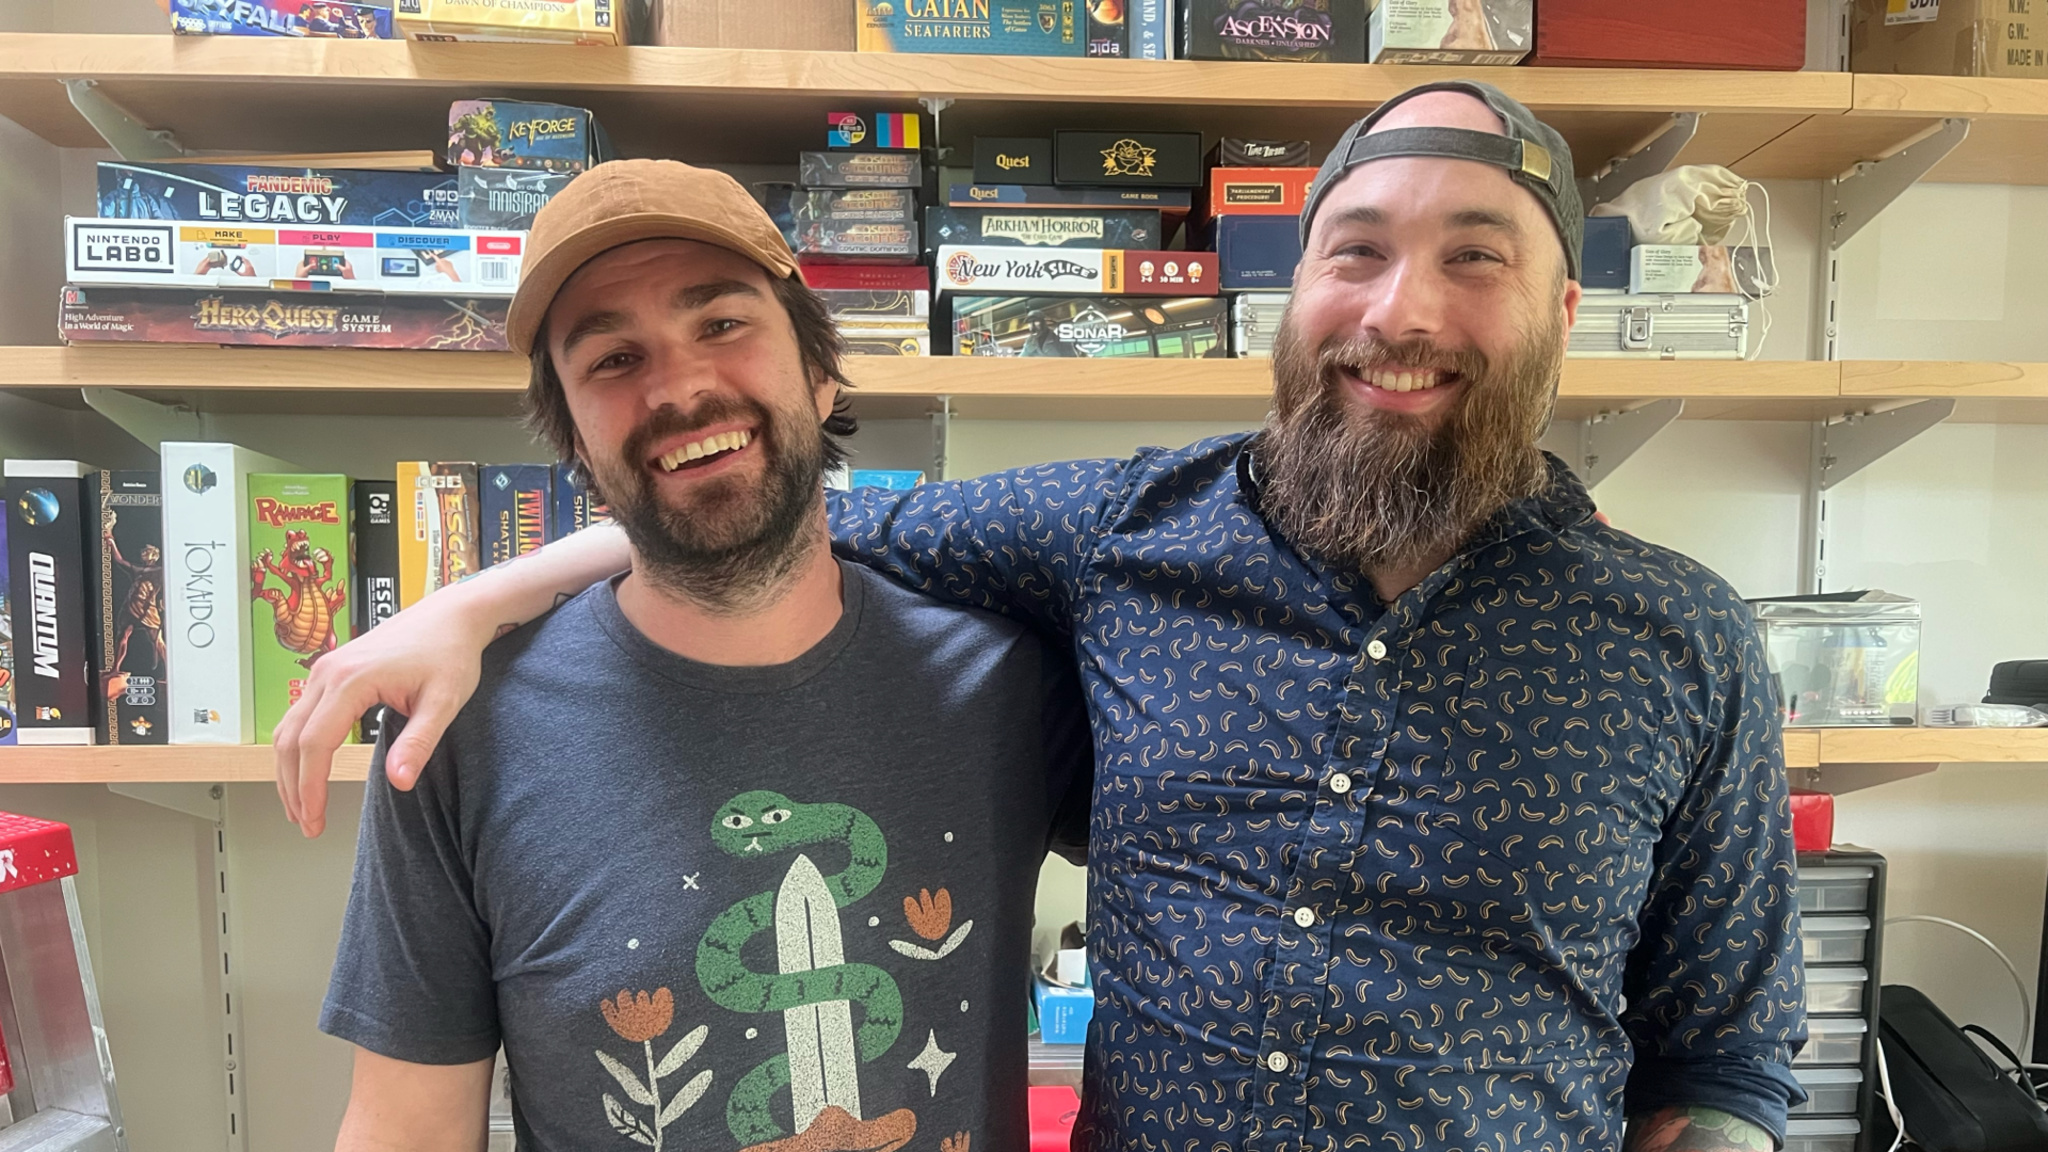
[0,744,372,784]
[1852,73,2048,120]
[1813,726,2048,765]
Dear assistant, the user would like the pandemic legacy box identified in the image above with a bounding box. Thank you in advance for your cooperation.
[171,0,393,37]
[6,461,97,745]
[974,138,1054,186]
[937,245,1217,295]
[857,0,1082,55]
[399,0,627,44]
[90,470,168,745]
[1369,0,1530,65]
[480,465,552,568]
[1209,138,1313,168]
[951,295,1229,357]
[248,474,353,744]
[449,99,614,173]
[397,462,481,609]
[1178,0,1364,61]
[98,161,461,230]
[459,167,574,231]
[60,286,512,352]
[926,207,1164,252]
[799,150,925,190]
[1055,132,1203,188]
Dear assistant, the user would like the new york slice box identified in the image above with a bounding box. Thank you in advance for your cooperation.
[97,161,461,230]
[352,480,399,745]
[90,470,168,745]
[936,245,1217,296]
[1054,132,1204,188]
[397,462,482,609]
[4,461,96,745]
[1529,0,1801,69]
[248,475,353,744]
[401,0,627,45]
[480,465,552,569]
[170,0,392,37]
[161,443,296,744]
[60,286,513,353]
[857,0,1083,54]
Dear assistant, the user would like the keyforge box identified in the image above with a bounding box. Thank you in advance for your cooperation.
[247,474,353,744]
[59,286,512,351]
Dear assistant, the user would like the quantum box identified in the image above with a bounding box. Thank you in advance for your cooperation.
[60,285,512,352]
[857,0,1083,55]
[937,245,1217,296]
[1054,131,1203,188]
[397,462,481,609]
[90,470,169,745]
[926,207,1165,252]
[1178,0,1365,61]
[974,137,1054,185]
[98,161,461,230]
[800,150,925,190]
[480,465,553,569]
[448,99,614,173]
[950,295,1229,357]
[459,167,574,231]
[817,288,929,320]
[248,473,353,744]
[399,0,626,44]
[1628,245,1774,296]
[1370,0,1531,64]
[170,0,393,37]
[5,461,96,745]
[1201,214,1302,289]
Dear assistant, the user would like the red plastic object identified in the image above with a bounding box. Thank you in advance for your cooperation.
[1029,1085,1079,1152]
[1529,0,1806,71]
[1791,789,1835,854]
[0,1015,12,1095]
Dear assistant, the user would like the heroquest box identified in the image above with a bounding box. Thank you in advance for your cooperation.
[950,295,1230,357]
[59,285,512,351]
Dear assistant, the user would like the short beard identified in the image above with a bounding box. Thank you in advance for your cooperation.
[1257,308,1561,580]
[583,392,840,615]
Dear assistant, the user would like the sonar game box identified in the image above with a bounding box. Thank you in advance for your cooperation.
[97,161,461,230]
[950,295,1229,358]
[60,285,512,351]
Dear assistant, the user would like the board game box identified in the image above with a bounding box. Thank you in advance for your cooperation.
[950,295,1229,357]
[926,207,1164,252]
[400,0,626,44]
[248,474,352,743]
[98,161,461,231]
[397,462,481,608]
[6,461,98,745]
[816,289,930,320]
[1054,131,1204,188]
[1178,0,1365,60]
[448,99,614,172]
[857,0,1082,54]
[799,150,925,190]
[548,462,611,541]
[458,167,575,231]
[480,465,551,568]
[973,138,1054,185]
[65,218,525,296]
[1208,138,1314,168]
[0,500,14,745]
[351,479,399,744]
[60,286,512,352]
[90,470,169,745]
[936,245,1217,295]
[170,0,393,37]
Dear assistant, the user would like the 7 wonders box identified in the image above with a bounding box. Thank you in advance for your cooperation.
[247,473,353,744]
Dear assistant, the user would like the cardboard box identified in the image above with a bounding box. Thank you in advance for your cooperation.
[1201,214,1302,289]
[448,99,614,173]
[1530,0,1798,69]
[1370,0,1531,64]
[1628,245,1774,296]
[1208,138,1313,168]
[352,479,399,744]
[1196,166,1316,225]
[974,138,1055,185]
[480,465,552,569]
[1178,0,1364,60]
[1580,215,1632,291]
[1851,0,2047,77]
[397,462,481,609]
[247,474,353,743]
[645,0,854,48]
[90,470,169,745]
[950,183,1194,212]
[841,329,932,355]
[951,295,1229,356]
[817,288,930,320]
[459,167,574,231]
[828,111,924,149]
[5,461,97,745]
[170,0,392,37]
[1055,131,1203,188]
[1033,975,1093,1043]
[799,150,925,189]
[65,218,524,296]
[98,161,460,230]
[800,263,931,292]
[926,207,1165,252]
[857,0,1083,54]
[398,0,626,44]
[937,245,1217,296]
[60,285,512,352]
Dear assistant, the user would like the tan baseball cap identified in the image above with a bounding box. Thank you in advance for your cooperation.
[507,158,801,356]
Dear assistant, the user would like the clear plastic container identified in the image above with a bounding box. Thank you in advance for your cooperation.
[1805,966,1869,1015]
[1796,865,1875,914]
[1795,1016,1867,1066]
[1783,1117,1860,1152]
[1801,915,1871,965]
[1752,593,1920,726]
[1791,1066,1864,1116]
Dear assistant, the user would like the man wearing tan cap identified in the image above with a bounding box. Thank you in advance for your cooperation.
[315,159,1087,1152]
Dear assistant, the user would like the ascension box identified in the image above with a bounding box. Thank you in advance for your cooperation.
[59,285,511,351]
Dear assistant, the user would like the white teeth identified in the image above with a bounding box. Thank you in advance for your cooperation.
[1365,368,1443,394]
[658,429,755,472]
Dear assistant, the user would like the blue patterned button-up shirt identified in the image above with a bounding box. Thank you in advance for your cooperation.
[830,432,1806,1152]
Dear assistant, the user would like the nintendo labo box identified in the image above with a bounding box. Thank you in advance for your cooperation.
[925,207,1165,253]
[65,218,525,296]
[936,245,1217,296]
[950,295,1229,357]
[97,161,461,230]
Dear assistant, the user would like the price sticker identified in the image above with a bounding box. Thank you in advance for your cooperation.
[1885,0,1939,25]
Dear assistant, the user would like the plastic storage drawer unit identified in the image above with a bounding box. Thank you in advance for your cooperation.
[1794,1016,1868,1066]
[1801,915,1872,965]
[1789,1066,1863,1116]
[1805,966,1869,1015]
[1782,1118,1859,1152]
[1797,865,1876,914]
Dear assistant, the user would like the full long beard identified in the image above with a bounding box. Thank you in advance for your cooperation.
[585,392,828,615]
[1257,310,1562,578]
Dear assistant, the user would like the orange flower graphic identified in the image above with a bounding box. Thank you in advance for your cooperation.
[602,988,674,1044]
[904,889,953,941]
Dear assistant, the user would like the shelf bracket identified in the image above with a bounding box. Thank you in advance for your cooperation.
[1827,118,1970,248]
[1578,112,1700,208]
[1797,397,1955,592]
[930,395,952,482]
[1572,399,1683,488]
[81,388,207,449]
[62,79,188,161]
[105,782,221,822]
[1797,762,1940,796]
[918,97,955,162]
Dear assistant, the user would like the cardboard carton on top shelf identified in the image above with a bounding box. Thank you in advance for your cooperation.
[647,0,855,49]
[1851,0,2048,78]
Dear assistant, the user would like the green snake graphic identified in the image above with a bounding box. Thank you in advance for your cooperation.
[694,791,903,1146]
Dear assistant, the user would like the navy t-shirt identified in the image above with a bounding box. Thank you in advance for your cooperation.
[322,563,1088,1151]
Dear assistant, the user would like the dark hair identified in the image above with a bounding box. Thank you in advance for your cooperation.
[525,272,858,485]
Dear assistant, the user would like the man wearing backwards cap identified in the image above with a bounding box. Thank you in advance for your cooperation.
[315,159,1090,1151]
[286,82,1805,1151]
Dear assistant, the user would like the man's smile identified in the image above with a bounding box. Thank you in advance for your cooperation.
[646,423,758,479]
[1337,361,1467,414]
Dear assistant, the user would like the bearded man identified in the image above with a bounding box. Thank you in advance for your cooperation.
[282,82,1807,1151]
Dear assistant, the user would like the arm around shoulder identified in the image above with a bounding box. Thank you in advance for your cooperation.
[336,1046,494,1152]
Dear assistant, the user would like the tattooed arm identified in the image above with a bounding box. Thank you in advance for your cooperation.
[1626,1106,1778,1152]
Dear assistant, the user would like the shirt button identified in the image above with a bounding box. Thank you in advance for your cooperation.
[1328,772,1353,796]
[1366,639,1388,660]
[1266,1051,1290,1073]
[1292,906,1316,928]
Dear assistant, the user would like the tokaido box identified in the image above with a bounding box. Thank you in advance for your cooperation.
[5,461,97,745]
[400,0,626,44]
[1568,293,1749,359]
[857,0,1082,54]
[397,462,481,609]
[90,470,169,745]
[60,285,511,352]
[1230,290,1289,357]
[97,161,461,230]
[248,474,354,744]
[936,245,1217,295]
[65,218,525,296]
[480,465,552,569]
[170,0,393,37]
[925,207,1165,252]
[950,295,1229,357]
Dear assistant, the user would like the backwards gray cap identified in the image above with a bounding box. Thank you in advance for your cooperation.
[1300,80,1583,281]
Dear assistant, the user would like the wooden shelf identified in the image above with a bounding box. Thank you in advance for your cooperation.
[1,730,2040,784]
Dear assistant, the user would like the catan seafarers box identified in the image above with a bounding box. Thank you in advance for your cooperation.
[857,0,1083,54]
[90,470,169,745]
[248,474,353,744]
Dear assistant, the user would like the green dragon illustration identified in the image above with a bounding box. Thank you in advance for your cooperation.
[695,791,903,1146]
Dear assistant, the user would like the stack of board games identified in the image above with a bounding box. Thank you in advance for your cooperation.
[856,0,1168,57]
[777,112,936,355]
[1192,145,1313,293]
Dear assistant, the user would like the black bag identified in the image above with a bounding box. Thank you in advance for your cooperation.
[1986,661,2048,709]
[1875,985,2048,1151]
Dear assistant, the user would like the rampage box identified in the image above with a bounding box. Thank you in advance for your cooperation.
[400,0,626,44]
[857,0,1082,54]
[248,473,353,744]
[170,0,393,37]
[936,245,1217,296]
[98,161,460,230]
[951,295,1229,357]
[60,285,512,351]
[449,99,614,172]
[926,207,1164,252]
[65,218,525,296]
